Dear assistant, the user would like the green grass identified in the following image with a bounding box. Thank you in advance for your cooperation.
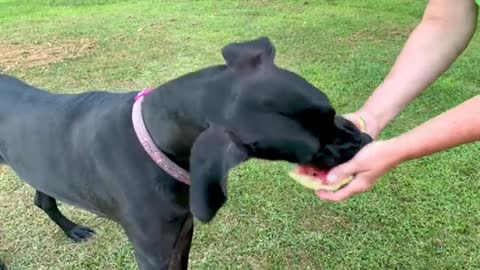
[0,0,479,269]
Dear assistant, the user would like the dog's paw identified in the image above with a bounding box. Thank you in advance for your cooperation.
[66,225,96,242]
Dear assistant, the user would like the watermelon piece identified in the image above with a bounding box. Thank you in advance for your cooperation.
[288,165,352,191]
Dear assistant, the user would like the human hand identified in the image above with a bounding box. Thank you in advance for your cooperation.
[316,140,401,201]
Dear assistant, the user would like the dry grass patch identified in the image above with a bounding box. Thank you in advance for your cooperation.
[0,38,96,71]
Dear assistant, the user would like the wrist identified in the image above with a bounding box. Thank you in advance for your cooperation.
[355,109,383,139]
[357,80,409,137]
[383,137,410,165]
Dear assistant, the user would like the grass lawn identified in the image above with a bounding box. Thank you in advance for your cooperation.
[0,0,479,269]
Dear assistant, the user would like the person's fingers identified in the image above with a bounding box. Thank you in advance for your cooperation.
[325,160,359,185]
[316,176,371,202]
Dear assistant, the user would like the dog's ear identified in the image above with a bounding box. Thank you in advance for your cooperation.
[189,125,249,223]
[222,36,275,69]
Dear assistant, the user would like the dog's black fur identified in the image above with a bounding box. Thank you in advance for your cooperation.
[0,37,371,270]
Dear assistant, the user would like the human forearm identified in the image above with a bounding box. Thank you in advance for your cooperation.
[359,1,478,137]
[319,96,479,202]
[389,95,480,163]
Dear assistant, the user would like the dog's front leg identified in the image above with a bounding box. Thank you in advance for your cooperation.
[123,214,193,270]
[167,215,193,270]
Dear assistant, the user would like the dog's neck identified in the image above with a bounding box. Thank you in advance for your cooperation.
[141,65,230,169]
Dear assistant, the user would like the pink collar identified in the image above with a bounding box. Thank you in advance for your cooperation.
[132,89,191,185]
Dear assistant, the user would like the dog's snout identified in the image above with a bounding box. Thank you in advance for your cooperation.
[308,115,372,169]
[333,116,357,132]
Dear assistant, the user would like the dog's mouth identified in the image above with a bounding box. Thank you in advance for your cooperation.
[288,164,353,191]
[295,165,330,184]
[288,117,370,191]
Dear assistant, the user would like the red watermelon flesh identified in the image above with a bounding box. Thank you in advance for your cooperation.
[295,165,329,184]
[289,165,353,191]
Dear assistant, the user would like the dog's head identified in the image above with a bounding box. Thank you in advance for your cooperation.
[189,37,372,222]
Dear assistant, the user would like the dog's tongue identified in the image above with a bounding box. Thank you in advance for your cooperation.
[295,165,330,184]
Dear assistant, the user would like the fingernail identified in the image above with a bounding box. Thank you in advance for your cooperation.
[326,173,337,183]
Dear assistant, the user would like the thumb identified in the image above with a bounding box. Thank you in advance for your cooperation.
[326,160,359,185]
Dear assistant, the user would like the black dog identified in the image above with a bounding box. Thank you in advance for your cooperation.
[0,37,371,270]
